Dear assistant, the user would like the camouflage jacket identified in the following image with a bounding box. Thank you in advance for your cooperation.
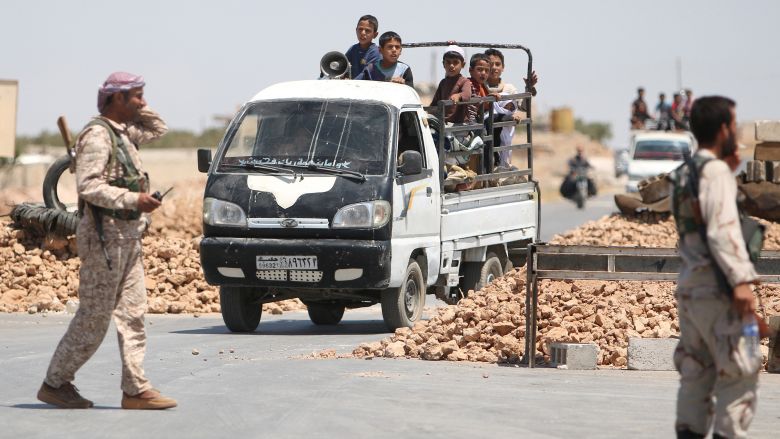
[75,107,168,239]
[669,148,758,297]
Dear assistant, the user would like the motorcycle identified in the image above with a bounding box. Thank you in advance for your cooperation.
[559,165,594,209]
[572,166,589,209]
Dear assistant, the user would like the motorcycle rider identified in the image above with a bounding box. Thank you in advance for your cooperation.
[561,146,597,200]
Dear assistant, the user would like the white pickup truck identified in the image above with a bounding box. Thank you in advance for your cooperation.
[197,44,538,332]
[625,130,696,192]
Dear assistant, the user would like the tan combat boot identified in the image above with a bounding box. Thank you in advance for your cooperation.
[37,382,94,409]
[121,389,177,410]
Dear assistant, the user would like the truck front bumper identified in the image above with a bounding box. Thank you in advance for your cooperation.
[200,237,391,289]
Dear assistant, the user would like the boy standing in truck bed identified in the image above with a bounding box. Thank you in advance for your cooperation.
[354,31,414,87]
[430,45,472,123]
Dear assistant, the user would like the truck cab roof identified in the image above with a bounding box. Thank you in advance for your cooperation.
[249,80,423,109]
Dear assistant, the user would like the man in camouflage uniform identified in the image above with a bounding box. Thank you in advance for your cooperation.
[669,96,760,438]
[37,72,176,410]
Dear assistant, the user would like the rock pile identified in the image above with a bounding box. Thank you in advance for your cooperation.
[349,214,780,367]
[550,214,780,250]
[0,187,306,315]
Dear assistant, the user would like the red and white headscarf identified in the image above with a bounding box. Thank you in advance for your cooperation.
[97,71,145,112]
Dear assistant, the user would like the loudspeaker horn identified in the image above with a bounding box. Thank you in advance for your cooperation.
[320,51,350,79]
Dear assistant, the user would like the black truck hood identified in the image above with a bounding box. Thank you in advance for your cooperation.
[202,173,392,240]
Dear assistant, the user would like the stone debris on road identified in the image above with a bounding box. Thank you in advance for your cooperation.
[342,214,780,368]
[0,184,306,315]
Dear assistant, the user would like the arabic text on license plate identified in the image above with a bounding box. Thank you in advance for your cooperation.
[256,256,317,270]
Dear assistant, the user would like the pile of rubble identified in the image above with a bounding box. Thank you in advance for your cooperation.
[0,188,306,315]
[550,214,780,249]
[347,214,780,367]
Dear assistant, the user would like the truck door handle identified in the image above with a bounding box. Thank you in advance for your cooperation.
[426,187,432,196]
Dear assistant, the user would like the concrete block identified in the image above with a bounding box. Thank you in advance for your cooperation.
[627,337,678,371]
[755,142,780,161]
[756,121,780,142]
[767,161,780,183]
[745,160,765,182]
[768,316,780,373]
[550,343,598,370]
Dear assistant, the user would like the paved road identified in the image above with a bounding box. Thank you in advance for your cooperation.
[2,311,779,439]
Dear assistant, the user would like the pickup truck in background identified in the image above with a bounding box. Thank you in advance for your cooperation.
[197,43,538,332]
[625,130,695,192]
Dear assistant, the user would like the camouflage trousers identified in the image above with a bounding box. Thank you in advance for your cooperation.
[44,228,152,396]
[674,293,761,439]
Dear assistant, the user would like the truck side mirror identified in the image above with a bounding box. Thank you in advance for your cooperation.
[397,150,423,176]
[197,148,212,173]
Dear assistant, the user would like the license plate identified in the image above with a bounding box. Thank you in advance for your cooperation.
[256,255,317,270]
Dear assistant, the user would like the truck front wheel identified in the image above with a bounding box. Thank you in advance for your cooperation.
[220,286,262,332]
[381,259,425,331]
[307,303,346,325]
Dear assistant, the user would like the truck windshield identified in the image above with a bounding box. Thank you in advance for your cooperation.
[633,139,690,160]
[219,99,391,175]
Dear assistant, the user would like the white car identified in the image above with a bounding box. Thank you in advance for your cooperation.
[625,131,695,192]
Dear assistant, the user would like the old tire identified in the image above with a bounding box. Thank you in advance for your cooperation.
[10,203,80,238]
[307,303,345,325]
[462,252,503,294]
[220,286,262,333]
[43,154,72,211]
[381,259,425,331]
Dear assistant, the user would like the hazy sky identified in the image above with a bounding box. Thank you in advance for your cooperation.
[4,0,779,147]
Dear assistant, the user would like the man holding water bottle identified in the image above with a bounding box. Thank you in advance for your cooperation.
[668,96,761,439]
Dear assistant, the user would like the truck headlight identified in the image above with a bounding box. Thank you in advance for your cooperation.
[332,201,391,229]
[203,197,247,226]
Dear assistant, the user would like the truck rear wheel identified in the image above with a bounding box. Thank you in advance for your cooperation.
[462,252,503,294]
[381,259,425,331]
[220,286,262,332]
[307,303,345,325]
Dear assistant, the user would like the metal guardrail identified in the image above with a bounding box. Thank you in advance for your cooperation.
[523,244,780,367]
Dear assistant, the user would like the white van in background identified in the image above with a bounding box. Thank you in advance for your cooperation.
[625,130,695,192]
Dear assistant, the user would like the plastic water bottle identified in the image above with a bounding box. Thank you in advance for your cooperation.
[742,315,760,361]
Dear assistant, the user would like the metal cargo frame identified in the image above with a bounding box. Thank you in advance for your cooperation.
[524,244,780,367]
[404,42,536,202]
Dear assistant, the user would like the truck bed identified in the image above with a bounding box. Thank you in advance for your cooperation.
[440,182,537,250]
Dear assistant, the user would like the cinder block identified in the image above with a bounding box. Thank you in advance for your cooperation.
[768,316,780,373]
[745,160,765,182]
[550,343,598,370]
[627,338,678,371]
[755,142,780,161]
[766,161,780,183]
[756,121,780,142]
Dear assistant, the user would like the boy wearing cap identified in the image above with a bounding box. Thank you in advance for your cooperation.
[355,31,414,87]
[430,45,472,124]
